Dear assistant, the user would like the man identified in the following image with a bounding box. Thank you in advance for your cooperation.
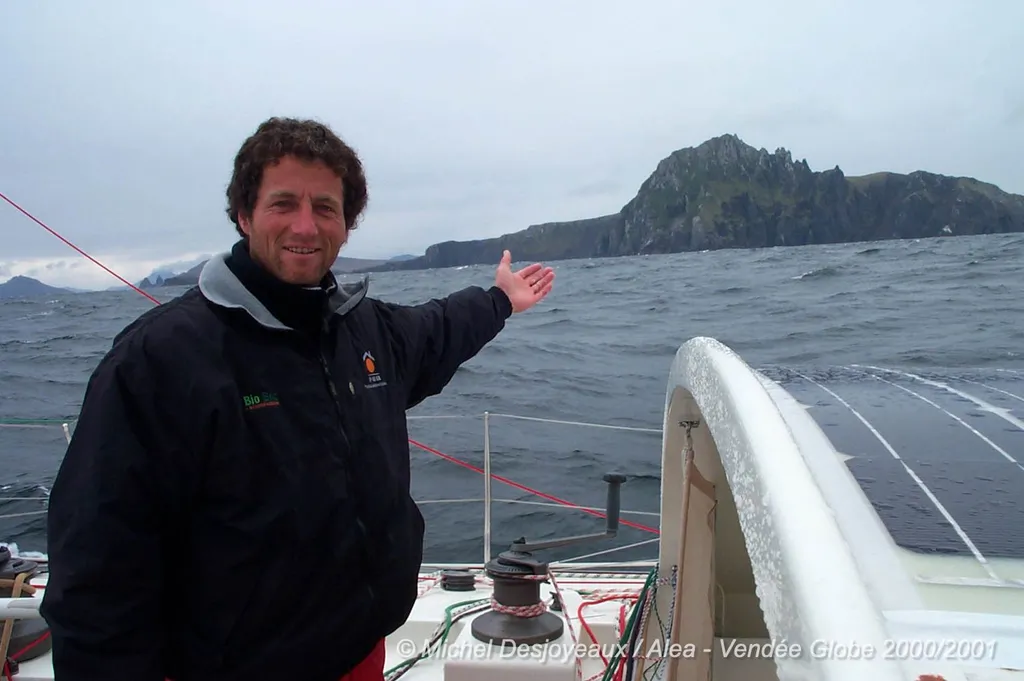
[40,116,555,681]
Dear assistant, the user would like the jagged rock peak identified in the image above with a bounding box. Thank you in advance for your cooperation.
[661,133,804,174]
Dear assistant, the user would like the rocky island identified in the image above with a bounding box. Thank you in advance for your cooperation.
[362,134,1024,272]
[0,275,75,299]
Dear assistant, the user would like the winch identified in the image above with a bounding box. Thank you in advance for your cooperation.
[470,472,628,647]
[0,545,50,675]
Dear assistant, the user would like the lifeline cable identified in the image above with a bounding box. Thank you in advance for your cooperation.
[2,191,661,536]
[410,438,659,535]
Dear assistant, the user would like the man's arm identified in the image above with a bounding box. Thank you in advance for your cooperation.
[378,285,512,409]
[41,337,193,681]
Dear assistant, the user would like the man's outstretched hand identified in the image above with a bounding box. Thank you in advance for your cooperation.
[494,250,555,313]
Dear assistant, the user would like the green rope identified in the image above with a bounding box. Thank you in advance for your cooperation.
[384,597,489,679]
[379,567,659,681]
[600,565,658,681]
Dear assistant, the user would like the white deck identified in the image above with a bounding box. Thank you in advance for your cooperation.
[4,564,782,681]
[1,336,1023,680]
[5,562,1022,681]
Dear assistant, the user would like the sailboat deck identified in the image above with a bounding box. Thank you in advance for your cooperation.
[2,362,1024,678]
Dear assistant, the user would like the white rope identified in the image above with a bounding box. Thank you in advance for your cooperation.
[548,562,657,572]
[915,575,1024,589]
[4,411,662,432]
[415,497,658,516]
[0,494,660,518]
[406,414,478,420]
[553,538,659,564]
[0,510,46,520]
[488,412,661,433]
[497,498,659,516]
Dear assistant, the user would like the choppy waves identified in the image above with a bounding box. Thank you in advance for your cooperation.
[2,232,1022,560]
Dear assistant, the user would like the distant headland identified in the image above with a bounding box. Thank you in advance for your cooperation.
[360,133,1024,273]
[3,133,1022,298]
[0,275,77,300]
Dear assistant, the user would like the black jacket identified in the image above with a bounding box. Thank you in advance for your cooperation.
[40,244,513,681]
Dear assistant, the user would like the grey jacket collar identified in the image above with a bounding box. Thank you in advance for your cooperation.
[197,251,368,330]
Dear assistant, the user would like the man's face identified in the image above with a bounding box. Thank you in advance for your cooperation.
[238,155,347,286]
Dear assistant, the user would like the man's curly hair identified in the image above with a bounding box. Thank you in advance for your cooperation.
[226,117,368,237]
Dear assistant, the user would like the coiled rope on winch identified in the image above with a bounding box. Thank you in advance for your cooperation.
[487,572,551,618]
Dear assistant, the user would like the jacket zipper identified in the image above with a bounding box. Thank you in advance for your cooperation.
[318,353,348,437]
[317,324,376,602]
[316,318,352,452]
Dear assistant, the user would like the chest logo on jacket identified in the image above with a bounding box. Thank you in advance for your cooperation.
[362,351,388,390]
[242,391,281,411]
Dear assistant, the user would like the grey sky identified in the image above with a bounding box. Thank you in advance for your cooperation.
[2,0,1021,289]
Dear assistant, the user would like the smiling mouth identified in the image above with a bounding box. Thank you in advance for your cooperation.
[284,247,319,255]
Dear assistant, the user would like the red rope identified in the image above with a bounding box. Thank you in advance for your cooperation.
[577,594,638,673]
[409,438,659,534]
[3,191,660,537]
[4,629,51,680]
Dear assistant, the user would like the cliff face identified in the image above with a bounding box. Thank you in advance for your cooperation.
[613,134,1024,253]
[365,134,1024,271]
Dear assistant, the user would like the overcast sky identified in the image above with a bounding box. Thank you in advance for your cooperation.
[2,1,1021,289]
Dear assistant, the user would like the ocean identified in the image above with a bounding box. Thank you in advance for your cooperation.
[1,232,1022,565]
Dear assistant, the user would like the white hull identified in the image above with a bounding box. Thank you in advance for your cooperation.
[1,336,1022,680]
